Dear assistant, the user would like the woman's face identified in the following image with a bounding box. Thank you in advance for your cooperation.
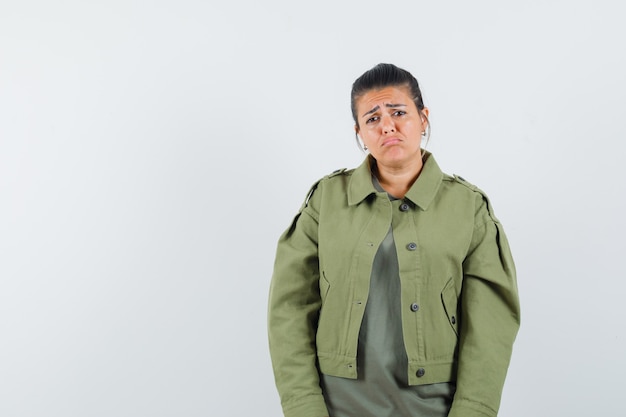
[355,86,429,170]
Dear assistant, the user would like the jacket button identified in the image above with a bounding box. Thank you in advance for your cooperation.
[416,368,425,377]
[406,242,417,251]
[451,316,456,325]
[410,303,419,312]
[400,202,410,212]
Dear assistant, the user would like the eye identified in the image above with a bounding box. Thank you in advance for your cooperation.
[365,116,379,124]
[393,110,407,117]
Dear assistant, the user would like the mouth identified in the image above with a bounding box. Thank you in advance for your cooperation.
[382,138,402,147]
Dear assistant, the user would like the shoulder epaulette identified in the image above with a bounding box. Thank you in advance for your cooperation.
[453,174,477,191]
[327,168,347,178]
[299,168,347,211]
[453,174,501,222]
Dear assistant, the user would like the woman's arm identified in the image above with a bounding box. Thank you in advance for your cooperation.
[448,193,521,417]
[268,189,329,417]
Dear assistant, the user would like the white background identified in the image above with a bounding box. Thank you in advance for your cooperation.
[1,1,624,416]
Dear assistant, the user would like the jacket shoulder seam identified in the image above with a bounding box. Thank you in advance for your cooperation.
[301,168,352,211]
[446,174,501,224]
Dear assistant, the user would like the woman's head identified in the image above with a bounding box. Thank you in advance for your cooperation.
[351,63,427,130]
[351,64,430,168]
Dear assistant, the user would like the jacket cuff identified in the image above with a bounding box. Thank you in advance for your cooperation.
[282,394,329,417]
[448,397,498,417]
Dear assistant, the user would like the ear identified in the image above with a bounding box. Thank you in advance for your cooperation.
[420,107,430,130]
[354,124,360,134]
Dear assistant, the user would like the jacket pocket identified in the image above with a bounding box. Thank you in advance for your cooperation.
[320,270,331,301]
[441,277,460,337]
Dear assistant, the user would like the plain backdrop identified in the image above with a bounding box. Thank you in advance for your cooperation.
[1,1,624,416]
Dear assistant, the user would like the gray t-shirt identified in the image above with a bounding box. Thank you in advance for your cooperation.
[320,181,455,417]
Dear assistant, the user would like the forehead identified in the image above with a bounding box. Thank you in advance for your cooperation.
[356,86,413,111]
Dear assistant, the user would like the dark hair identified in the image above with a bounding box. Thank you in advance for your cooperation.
[351,63,426,129]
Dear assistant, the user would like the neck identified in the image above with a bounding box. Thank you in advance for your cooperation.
[373,157,424,199]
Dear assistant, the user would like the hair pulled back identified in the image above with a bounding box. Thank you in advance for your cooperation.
[351,63,427,129]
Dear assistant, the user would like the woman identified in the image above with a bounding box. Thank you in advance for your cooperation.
[268,63,520,417]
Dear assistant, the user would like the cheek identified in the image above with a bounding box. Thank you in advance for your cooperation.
[404,120,423,136]
[360,131,377,146]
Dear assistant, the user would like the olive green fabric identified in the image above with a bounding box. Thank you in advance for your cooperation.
[268,152,520,417]
[321,192,454,416]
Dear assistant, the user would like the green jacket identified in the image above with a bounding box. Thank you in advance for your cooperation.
[268,153,520,417]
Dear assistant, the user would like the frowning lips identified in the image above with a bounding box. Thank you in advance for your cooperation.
[381,137,402,147]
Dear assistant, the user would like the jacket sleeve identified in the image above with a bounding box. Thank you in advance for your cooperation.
[448,192,521,417]
[267,183,329,417]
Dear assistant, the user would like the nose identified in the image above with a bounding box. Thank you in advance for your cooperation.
[381,115,396,134]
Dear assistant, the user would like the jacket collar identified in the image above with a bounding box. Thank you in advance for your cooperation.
[347,151,443,210]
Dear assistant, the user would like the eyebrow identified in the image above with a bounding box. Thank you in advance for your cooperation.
[361,103,407,117]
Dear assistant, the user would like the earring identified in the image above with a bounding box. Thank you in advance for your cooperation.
[356,133,368,152]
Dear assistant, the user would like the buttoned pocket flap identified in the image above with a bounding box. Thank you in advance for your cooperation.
[441,278,460,337]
